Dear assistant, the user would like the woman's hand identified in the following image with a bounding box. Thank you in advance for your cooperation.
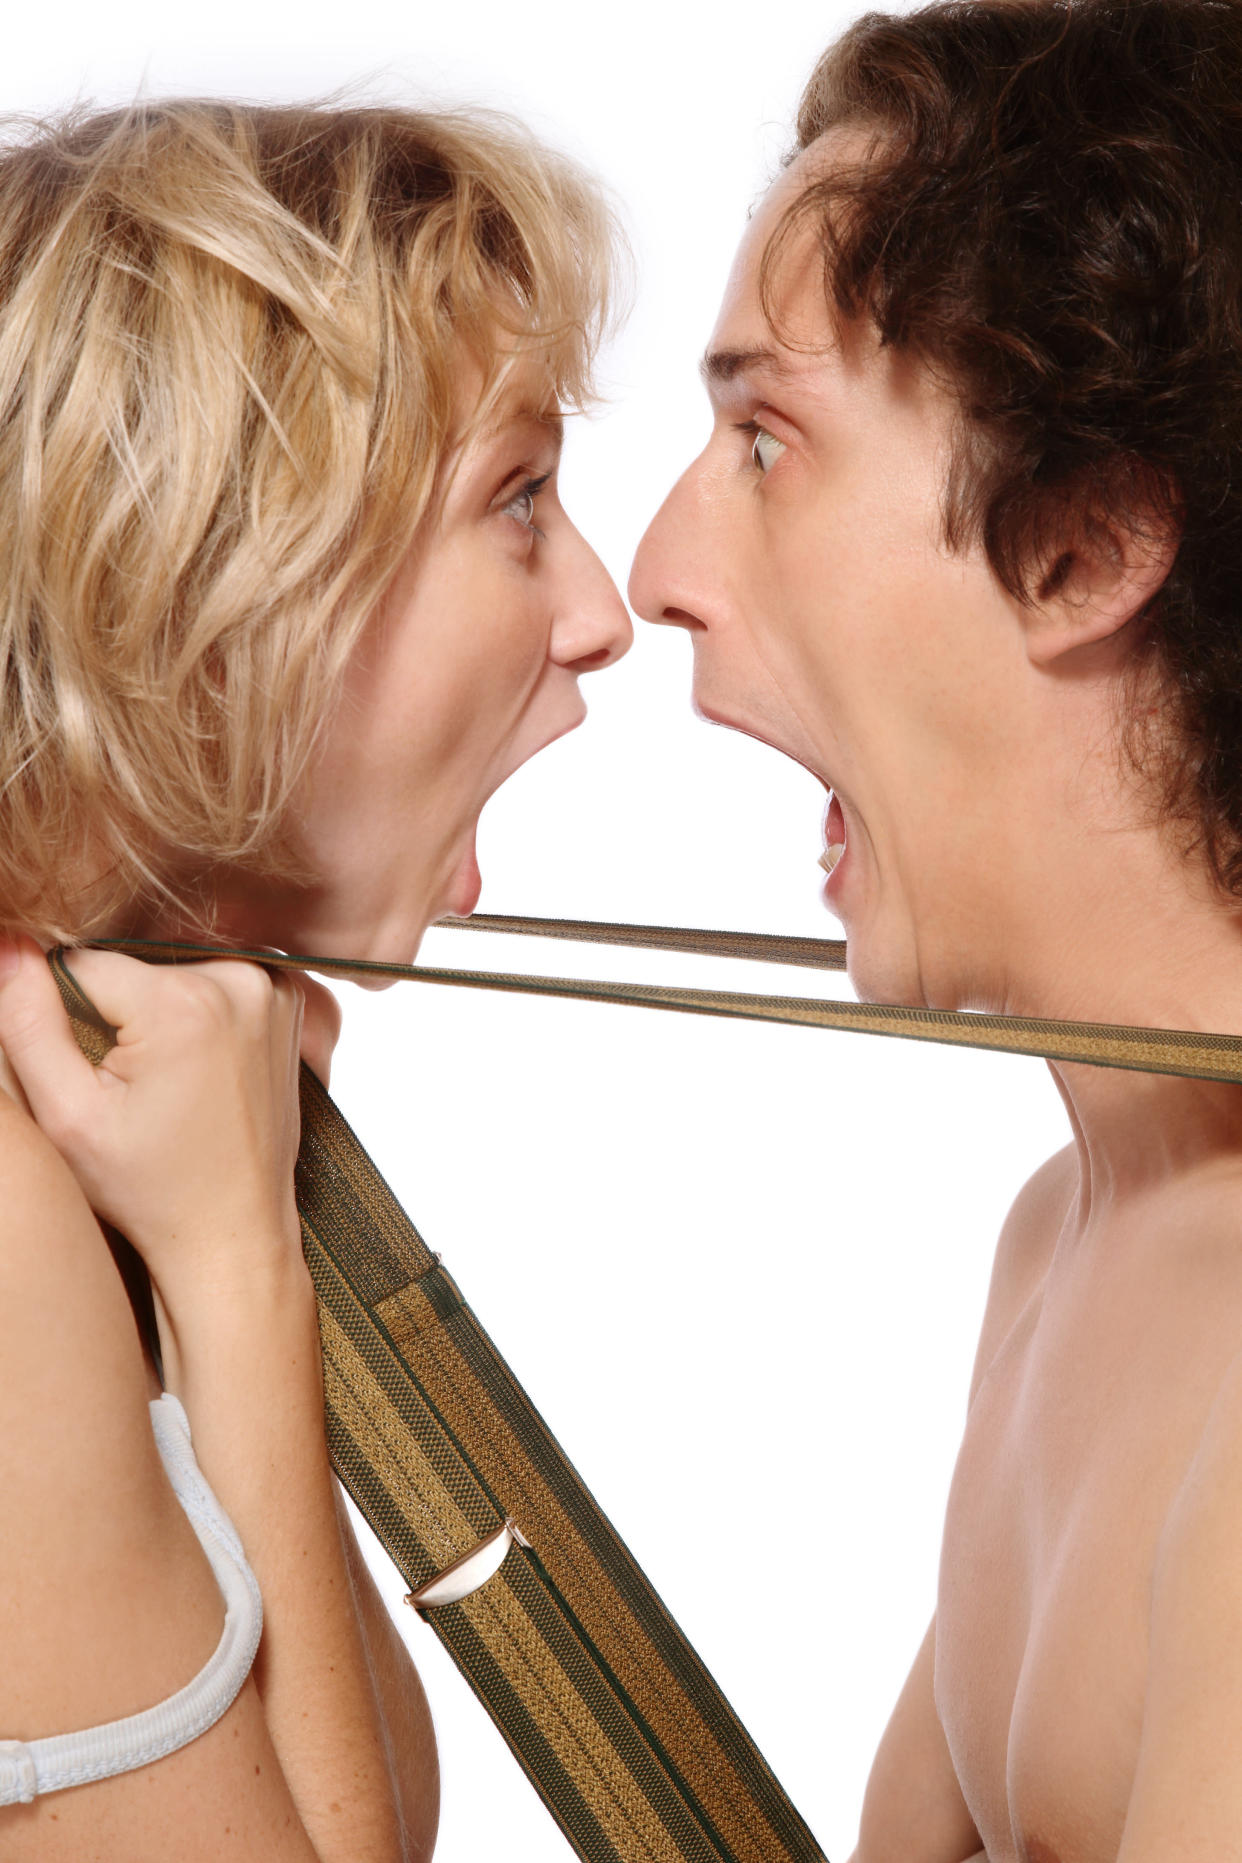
[0,935,434,1858]
[0,936,341,1319]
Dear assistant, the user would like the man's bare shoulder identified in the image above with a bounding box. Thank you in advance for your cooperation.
[996,1142,1077,1272]
[968,1143,1077,1405]
[1158,1232,1242,1561]
[1116,1334,1242,1856]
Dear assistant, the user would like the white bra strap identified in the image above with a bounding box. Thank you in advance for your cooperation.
[0,1392,263,1807]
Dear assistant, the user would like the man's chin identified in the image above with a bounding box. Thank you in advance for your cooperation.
[843,925,928,1012]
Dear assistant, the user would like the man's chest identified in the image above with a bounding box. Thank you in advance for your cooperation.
[936,1264,1237,1863]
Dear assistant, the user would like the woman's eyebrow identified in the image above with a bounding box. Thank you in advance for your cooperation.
[484,407,566,451]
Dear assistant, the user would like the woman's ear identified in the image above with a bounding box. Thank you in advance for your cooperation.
[1022,473,1182,669]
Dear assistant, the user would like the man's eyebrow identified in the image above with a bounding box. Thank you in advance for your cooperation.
[699,345,794,386]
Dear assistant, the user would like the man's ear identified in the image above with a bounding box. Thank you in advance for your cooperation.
[1021,475,1182,669]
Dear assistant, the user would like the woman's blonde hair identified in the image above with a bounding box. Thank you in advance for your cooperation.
[0,98,618,941]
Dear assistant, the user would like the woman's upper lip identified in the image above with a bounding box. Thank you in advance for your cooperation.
[488,703,588,800]
[528,703,587,769]
[544,702,588,752]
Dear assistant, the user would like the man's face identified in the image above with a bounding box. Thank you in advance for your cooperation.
[629,136,1042,1010]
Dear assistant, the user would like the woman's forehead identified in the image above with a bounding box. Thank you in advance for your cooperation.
[451,348,563,447]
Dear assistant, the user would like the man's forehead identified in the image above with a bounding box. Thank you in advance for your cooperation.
[705,204,840,387]
[704,217,836,390]
[703,122,890,393]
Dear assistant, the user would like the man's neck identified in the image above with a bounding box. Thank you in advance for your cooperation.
[992,824,1242,1216]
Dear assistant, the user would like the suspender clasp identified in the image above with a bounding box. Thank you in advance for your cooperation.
[405,1518,531,1611]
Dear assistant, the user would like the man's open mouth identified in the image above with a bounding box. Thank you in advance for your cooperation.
[820,789,847,875]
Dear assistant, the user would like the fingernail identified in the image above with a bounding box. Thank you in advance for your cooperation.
[0,938,22,983]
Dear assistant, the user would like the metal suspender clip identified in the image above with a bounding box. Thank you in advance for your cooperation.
[405,1518,532,1611]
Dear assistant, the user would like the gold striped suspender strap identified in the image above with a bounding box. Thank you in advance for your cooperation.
[84,912,1242,1085]
[46,914,1242,1863]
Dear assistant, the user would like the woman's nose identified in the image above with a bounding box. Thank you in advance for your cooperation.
[552,526,634,672]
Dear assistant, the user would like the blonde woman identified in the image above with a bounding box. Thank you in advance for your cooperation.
[0,101,630,1861]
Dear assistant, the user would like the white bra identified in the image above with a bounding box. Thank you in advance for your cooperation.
[0,1392,263,1807]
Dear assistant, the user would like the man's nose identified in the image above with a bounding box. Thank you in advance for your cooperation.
[552,525,634,672]
[627,471,705,634]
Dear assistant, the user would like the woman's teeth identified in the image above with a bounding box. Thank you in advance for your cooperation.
[819,843,846,875]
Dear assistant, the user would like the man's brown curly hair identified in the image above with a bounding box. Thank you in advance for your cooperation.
[774,0,1242,892]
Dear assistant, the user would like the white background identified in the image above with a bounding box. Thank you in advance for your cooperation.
[6,5,1072,1858]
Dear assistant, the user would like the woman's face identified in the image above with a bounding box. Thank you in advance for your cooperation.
[219,362,631,965]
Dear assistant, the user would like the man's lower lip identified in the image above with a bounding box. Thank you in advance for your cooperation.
[446,842,482,917]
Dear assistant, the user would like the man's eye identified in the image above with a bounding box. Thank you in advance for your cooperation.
[501,473,551,535]
[751,426,786,474]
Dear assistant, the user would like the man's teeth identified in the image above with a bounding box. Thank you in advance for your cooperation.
[819,843,846,875]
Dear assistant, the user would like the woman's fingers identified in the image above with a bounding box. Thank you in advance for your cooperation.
[0,941,327,1094]
[298,976,342,1086]
[0,935,102,1133]
[0,943,333,1216]
[0,941,304,1159]
[62,950,296,1054]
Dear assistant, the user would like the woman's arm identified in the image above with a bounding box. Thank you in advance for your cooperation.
[335,1485,440,1846]
[154,1264,438,1861]
[0,1100,325,1862]
[0,940,437,1860]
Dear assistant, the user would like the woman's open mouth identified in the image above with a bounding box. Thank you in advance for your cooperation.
[442,704,588,923]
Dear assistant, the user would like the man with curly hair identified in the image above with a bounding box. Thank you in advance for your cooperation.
[631,1,1242,1857]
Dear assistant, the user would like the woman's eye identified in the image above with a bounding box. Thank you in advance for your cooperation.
[751,426,786,474]
[500,473,551,536]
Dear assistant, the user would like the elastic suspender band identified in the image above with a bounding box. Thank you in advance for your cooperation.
[52,913,1242,1863]
[50,930,839,1863]
[82,918,1242,1087]
[438,911,850,972]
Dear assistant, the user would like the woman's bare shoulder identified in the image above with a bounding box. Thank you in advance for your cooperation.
[0,1093,328,1859]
